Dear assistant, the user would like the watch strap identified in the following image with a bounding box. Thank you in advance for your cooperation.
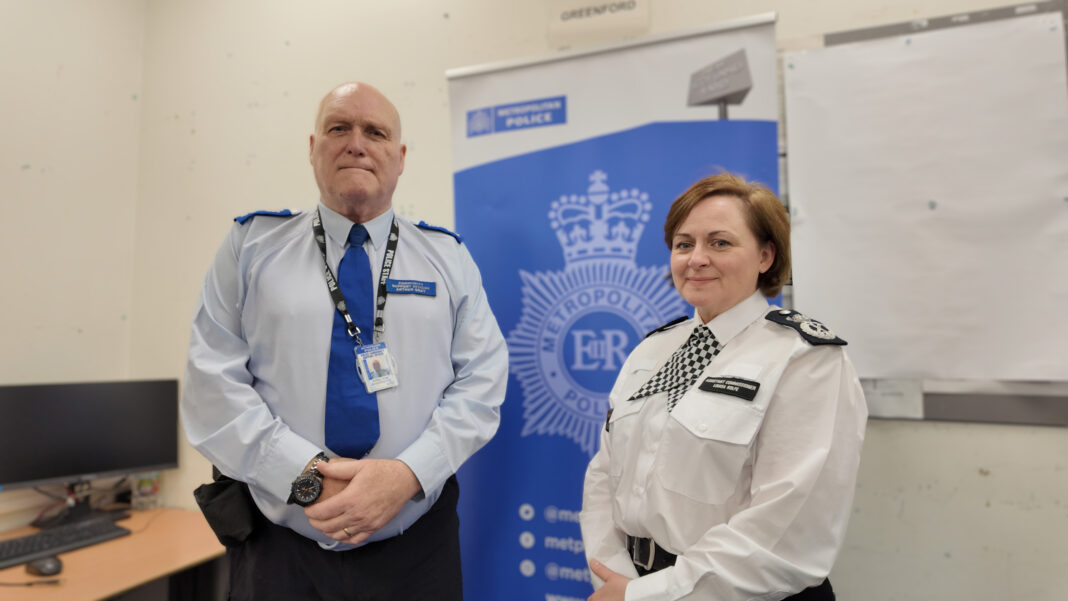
[307,451,329,475]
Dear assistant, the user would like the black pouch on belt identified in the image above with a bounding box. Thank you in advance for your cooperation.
[193,466,260,547]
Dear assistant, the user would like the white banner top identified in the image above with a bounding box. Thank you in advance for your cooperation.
[447,14,778,172]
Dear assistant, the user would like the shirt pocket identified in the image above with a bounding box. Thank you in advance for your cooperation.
[617,357,659,399]
[605,397,645,480]
[384,277,448,329]
[655,390,764,504]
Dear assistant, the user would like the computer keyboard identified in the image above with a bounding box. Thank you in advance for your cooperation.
[0,517,131,570]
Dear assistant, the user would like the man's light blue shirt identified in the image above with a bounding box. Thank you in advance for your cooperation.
[181,202,508,547]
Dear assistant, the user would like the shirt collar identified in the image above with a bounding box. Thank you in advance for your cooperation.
[698,290,773,346]
[317,201,394,251]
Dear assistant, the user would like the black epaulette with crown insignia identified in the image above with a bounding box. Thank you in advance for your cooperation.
[765,309,846,345]
[643,316,689,339]
[416,221,462,243]
[233,209,300,224]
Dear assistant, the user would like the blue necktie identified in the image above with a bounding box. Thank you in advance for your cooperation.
[324,224,380,458]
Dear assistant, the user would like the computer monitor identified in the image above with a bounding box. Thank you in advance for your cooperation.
[0,379,179,523]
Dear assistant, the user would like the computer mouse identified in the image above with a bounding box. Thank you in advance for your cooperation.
[26,555,63,576]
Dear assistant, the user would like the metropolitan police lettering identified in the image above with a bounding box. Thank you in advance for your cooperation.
[466,95,567,138]
[507,170,688,456]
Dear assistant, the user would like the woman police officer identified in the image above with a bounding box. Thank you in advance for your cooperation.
[580,172,867,601]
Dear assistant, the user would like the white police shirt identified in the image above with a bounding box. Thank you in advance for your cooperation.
[181,202,508,548]
[580,291,867,601]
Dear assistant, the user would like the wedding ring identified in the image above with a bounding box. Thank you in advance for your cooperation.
[343,527,352,536]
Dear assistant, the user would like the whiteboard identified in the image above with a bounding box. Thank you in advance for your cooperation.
[784,11,1068,381]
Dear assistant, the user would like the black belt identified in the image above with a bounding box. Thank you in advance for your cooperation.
[626,535,677,574]
[625,536,834,600]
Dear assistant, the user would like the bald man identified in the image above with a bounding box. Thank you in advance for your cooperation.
[181,82,508,600]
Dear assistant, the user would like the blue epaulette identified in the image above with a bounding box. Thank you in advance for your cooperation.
[233,209,300,224]
[416,221,462,243]
[765,309,847,345]
[643,316,689,339]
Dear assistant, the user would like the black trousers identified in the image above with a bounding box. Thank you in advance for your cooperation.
[785,578,835,601]
[227,476,462,601]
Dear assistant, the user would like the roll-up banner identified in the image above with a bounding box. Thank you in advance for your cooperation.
[447,15,779,600]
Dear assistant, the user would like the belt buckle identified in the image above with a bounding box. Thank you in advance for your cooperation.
[630,537,656,572]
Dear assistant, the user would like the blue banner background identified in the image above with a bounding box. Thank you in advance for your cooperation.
[455,120,777,601]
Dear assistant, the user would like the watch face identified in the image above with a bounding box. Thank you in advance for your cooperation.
[291,473,323,507]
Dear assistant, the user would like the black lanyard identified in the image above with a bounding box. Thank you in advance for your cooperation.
[312,209,399,345]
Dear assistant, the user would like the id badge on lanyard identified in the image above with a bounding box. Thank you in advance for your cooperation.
[313,210,402,394]
[354,342,399,393]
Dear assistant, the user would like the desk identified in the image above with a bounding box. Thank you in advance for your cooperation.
[0,508,224,601]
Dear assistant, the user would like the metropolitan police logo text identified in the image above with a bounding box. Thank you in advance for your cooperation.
[507,171,687,456]
[466,96,567,138]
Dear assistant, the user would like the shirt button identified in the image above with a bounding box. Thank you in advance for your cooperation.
[698,423,708,432]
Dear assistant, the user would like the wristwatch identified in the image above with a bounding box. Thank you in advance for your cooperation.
[287,452,329,507]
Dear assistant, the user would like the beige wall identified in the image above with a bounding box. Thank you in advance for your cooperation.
[0,0,146,527]
[1,0,145,383]
[2,0,1065,599]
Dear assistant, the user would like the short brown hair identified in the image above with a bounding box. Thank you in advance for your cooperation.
[663,172,791,297]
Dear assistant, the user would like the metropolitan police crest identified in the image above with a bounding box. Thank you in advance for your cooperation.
[466,108,494,137]
[507,171,689,456]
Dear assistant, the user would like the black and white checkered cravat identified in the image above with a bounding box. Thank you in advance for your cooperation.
[629,325,721,411]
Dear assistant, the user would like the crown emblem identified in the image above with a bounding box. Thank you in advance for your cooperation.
[548,170,651,266]
[467,108,493,136]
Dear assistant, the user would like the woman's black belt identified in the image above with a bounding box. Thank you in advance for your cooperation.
[624,535,835,600]
[626,535,677,574]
